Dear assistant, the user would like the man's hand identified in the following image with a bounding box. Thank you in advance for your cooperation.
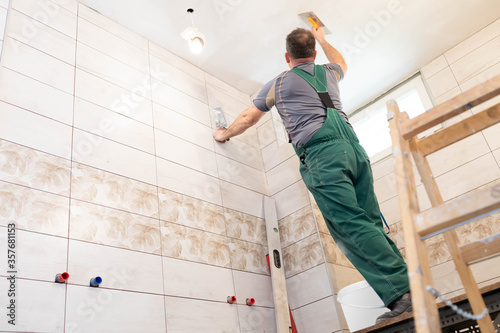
[311,26,326,43]
[310,26,348,78]
[213,128,228,143]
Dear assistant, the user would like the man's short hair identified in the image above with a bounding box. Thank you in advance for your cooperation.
[286,28,316,59]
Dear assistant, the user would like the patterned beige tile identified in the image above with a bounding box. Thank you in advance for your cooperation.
[228,238,269,275]
[310,197,330,234]
[0,181,69,236]
[278,205,316,249]
[71,163,159,218]
[0,139,71,195]
[161,221,230,268]
[224,208,267,245]
[387,222,405,249]
[158,188,225,235]
[320,233,352,268]
[70,199,161,254]
[283,233,325,278]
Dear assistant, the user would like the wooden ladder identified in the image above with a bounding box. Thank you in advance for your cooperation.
[386,75,500,333]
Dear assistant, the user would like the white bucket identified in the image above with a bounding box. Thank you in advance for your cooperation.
[337,281,390,332]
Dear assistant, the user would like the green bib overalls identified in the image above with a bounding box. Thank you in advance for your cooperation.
[291,65,409,306]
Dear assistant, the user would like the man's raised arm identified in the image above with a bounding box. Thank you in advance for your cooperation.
[311,27,347,77]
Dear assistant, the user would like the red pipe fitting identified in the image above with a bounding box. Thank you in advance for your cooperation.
[227,296,237,304]
[55,272,70,283]
[246,298,255,306]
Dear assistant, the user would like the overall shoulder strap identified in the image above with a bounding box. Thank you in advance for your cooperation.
[290,65,335,108]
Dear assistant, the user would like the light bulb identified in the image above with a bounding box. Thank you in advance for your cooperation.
[189,36,205,54]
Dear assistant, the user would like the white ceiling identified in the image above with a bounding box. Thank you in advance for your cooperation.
[78,0,500,114]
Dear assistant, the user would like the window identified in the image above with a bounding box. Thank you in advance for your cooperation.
[349,74,433,159]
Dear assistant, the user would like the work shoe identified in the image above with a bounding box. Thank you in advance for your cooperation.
[376,293,412,324]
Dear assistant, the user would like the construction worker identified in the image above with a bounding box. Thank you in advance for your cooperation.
[213,26,411,324]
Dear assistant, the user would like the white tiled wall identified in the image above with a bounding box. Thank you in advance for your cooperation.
[0,1,273,332]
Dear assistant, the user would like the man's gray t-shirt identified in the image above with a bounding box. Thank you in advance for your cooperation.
[253,62,351,148]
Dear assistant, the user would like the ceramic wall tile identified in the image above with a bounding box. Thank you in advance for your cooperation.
[209,108,261,149]
[70,199,161,254]
[215,136,264,171]
[224,208,267,245]
[65,285,166,333]
[0,139,71,195]
[75,68,153,126]
[206,85,249,118]
[261,141,296,172]
[150,55,208,103]
[77,42,151,97]
[153,102,214,151]
[459,61,500,91]
[257,118,276,149]
[373,171,398,203]
[434,86,462,104]
[149,42,205,81]
[220,180,264,218]
[151,80,211,126]
[421,55,448,78]
[291,296,342,333]
[283,233,324,278]
[72,129,156,185]
[205,72,250,105]
[156,158,222,206]
[326,263,364,294]
[273,180,310,220]
[158,188,225,235]
[11,0,77,38]
[163,257,234,301]
[425,67,458,100]
[217,154,267,194]
[0,6,6,36]
[0,0,6,9]
[2,37,75,94]
[0,227,67,282]
[0,181,69,236]
[286,263,333,310]
[0,279,65,332]
[232,270,274,307]
[483,121,500,152]
[237,305,276,333]
[53,0,78,13]
[426,133,490,177]
[78,4,148,50]
[435,153,500,201]
[371,155,394,181]
[71,162,159,218]
[74,98,155,154]
[311,199,329,234]
[68,239,163,294]
[494,148,500,165]
[0,68,74,126]
[77,16,149,73]
[7,9,76,64]
[161,221,231,268]
[450,35,500,83]
[165,296,240,332]
[267,155,301,196]
[379,196,401,226]
[155,129,218,177]
[278,205,316,249]
[444,18,500,64]
[320,233,352,268]
[228,238,269,275]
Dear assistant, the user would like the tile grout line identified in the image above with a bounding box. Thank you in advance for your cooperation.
[63,2,80,332]
[147,39,169,333]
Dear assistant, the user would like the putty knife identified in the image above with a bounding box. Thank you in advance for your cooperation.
[298,11,332,35]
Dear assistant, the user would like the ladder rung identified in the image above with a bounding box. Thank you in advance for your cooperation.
[401,75,500,140]
[417,103,500,156]
[416,182,500,238]
[461,234,500,264]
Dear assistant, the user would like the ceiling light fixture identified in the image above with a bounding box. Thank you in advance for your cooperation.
[181,8,205,54]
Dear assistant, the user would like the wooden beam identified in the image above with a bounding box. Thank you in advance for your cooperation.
[417,103,500,156]
[416,182,500,238]
[401,75,500,139]
[461,234,500,264]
